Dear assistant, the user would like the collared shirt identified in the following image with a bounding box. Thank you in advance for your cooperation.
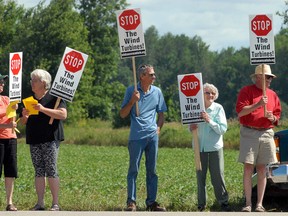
[236,84,281,128]
[121,83,167,141]
[192,102,227,152]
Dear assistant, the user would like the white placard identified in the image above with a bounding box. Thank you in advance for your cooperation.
[177,73,205,124]
[9,52,22,101]
[50,47,88,102]
[116,8,146,58]
[249,14,275,65]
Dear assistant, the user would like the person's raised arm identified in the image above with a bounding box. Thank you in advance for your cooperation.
[238,96,267,118]
[33,103,67,120]
[120,91,140,118]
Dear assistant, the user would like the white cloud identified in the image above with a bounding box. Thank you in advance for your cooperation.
[18,0,285,51]
[128,0,285,51]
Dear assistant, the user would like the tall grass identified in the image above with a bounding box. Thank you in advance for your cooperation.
[62,118,288,149]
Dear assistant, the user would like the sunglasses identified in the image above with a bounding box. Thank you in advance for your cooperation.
[147,73,156,77]
[265,75,274,80]
[0,80,5,85]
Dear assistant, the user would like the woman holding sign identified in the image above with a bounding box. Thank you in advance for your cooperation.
[21,69,67,211]
[189,83,230,212]
[0,74,18,211]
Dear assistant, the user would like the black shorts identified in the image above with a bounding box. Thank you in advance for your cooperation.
[0,138,18,178]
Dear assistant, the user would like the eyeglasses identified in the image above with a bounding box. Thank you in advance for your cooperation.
[147,73,156,77]
[30,79,41,83]
[265,75,274,80]
[205,91,216,96]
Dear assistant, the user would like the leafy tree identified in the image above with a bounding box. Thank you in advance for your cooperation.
[77,0,127,120]
[13,0,92,122]
[0,1,25,95]
[210,47,252,118]
[141,25,159,67]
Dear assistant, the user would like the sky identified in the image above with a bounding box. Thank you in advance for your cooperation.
[17,0,286,51]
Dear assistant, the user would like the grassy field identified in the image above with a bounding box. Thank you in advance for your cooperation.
[1,119,287,211]
[0,143,244,211]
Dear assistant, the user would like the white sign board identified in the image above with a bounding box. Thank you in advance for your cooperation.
[9,52,22,101]
[249,14,275,65]
[116,8,146,58]
[50,47,88,102]
[177,73,205,124]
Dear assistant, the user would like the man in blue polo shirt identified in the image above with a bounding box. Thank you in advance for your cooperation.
[120,64,167,212]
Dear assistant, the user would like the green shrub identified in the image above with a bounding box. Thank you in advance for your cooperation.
[18,118,288,149]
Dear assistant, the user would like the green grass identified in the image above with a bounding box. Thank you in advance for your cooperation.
[0,143,244,211]
[5,118,288,211]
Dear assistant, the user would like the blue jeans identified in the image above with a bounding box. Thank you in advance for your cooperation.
[127,134,158,206]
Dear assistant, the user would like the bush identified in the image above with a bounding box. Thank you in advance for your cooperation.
[19,118,288,149]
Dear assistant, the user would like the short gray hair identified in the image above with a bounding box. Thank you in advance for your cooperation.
[203,83,219,100]
[31,69,52,90]
[137,64,153,80]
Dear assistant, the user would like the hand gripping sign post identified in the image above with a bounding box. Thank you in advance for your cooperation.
[116,8,146,116]
[249,14,275,115]
[9,52,23,133]
[177,73,205,170]
[49,47,88,124]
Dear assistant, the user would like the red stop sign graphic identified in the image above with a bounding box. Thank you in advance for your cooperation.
[119,9,140,31]
[180,75,200,97]
[251,15,272,36]
[11,54,21,75]
[63,51,84,73]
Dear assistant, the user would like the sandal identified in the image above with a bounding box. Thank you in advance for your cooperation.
[50,204,60,211]
[31,204,45,211]
[255,205,265,212]
[6,204,17,211]
[241,205,251,212]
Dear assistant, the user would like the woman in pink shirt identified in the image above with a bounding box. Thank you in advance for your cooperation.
[0,74,18,211]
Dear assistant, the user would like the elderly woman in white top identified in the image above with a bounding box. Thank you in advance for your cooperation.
[189,83,230,212]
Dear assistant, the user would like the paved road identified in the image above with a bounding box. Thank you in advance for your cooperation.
[0,211,286,216]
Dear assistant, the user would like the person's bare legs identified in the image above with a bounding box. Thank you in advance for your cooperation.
[5,177,15,205]
[256,164,266,207]
[48,177,59,205]
[35,177,46,207]
[243,163,254,207]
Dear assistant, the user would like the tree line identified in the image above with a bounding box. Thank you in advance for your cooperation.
[1,0,288,127]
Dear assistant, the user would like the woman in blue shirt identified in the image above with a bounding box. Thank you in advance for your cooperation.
[189,83,230,212]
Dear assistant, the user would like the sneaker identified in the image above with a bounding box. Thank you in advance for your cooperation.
[198,205,206,212]
[146,202,166,211]
[221,203,231,212]
[125,202,136,211]
[50,204,60,211]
